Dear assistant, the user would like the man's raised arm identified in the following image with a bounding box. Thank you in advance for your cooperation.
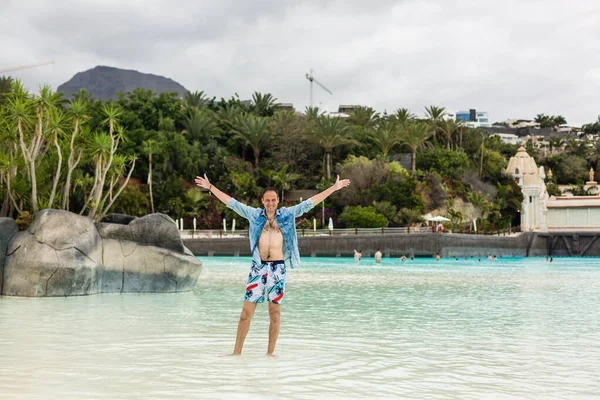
[195,173,231,205]
[310,175,351,206]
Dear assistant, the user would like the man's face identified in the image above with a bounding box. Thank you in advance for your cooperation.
[262,191,279,213]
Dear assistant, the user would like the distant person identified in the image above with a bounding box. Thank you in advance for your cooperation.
[401,254,407,262]
[374,249,382,264]
[493,255,497,262]
[545,256,549,263]
[436,223,444,233]
[410,256,414,260]
[455,258,459,262]
[195,173,350,356]
[435,253,440,261]
[488,254,493,261]
[550,257,554,263]
[354,249,362,263]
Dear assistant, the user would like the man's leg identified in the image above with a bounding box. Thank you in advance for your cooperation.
[267,302,280,356]
[233,301,258,355]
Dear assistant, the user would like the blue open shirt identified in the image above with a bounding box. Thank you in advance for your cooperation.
[227,198,314,268]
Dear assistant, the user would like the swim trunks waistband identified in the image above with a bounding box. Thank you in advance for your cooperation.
[261,260,284,264]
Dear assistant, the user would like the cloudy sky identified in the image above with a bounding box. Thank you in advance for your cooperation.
[2,0,599,125]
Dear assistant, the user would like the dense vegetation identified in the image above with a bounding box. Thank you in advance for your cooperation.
[1,76,599,232]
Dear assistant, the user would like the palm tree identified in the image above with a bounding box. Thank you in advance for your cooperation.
[467,191,489,223]
[141,139,162,213]
[392,108,416,125]
[424,105,446,143]
[367,119,401,157]
[304,106,324,120]
[535,114,555,129]
[548,136,564,155]
[232,114,272,170]
[553,115,567,127]
[251,92,279,117]
[398,207,424,233]
[271,165,300,201]
[398,122,434,173]
[0,76,14,105]
[439,119,463,150]
[447,209,464,226]
[307,116,356,180]
[184,91,210,110]
[347,106,380,129]
[181,109,218,143]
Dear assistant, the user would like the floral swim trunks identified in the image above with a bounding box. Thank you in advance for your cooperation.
[244,260,286,304]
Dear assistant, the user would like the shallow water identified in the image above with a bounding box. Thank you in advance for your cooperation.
[1,256,600,399]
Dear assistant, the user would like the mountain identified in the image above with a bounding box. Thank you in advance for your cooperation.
[57,66,188,100]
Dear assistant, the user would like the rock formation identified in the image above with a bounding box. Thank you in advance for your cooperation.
[0,210,201,297]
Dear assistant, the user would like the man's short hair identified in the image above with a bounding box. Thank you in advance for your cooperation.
[262,187,278,198]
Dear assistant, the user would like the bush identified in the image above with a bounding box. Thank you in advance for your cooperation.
[338,206,388,228]
[416,148,470,178]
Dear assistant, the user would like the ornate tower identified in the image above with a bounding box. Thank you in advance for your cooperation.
[504,146,548,231]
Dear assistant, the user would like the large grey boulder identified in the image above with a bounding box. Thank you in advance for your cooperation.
[2,210,201,297]
[96,213,184,253]
[102,239,200,293]
[0,218,19,294]
[3,210,102,296]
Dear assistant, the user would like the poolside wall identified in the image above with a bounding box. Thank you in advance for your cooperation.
[183,232,578,258]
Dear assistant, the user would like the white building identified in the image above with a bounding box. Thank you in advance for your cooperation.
[505,146,600,232]
[493,132,521,145]
[446,109,491,128]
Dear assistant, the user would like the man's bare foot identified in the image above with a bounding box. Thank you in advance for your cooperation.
[266,353,277,358]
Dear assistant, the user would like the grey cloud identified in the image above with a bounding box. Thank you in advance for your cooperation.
[2,0,600,125]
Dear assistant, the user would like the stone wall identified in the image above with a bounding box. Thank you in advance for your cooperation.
[184,232,551,259]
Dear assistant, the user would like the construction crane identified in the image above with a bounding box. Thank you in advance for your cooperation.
[0,61,55,75]
[305,68,332,107]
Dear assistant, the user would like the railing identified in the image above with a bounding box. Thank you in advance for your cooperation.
[179,226,519,239]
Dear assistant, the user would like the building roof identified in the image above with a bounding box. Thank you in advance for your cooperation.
[504,146,539,185]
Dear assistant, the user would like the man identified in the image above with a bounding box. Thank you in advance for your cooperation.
[374,249,382,264]
[194,173,350,356]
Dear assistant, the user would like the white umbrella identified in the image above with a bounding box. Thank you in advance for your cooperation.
[193,218,196,230]
[328,217,334,230]
[180,218,184,231]
[232,218,236,233]
[313,218,317,231]
[473,218,477,232]
[223,218,227,232]
[428,215,451,222]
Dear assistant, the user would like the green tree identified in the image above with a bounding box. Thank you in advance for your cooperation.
[141,138,162,213]
[232,114,272,170]
[339,205,388,228]
[270,164,300,201]
[398,207,424,232]
[251,92,279,117]
[391,108,415,125]
[367,119,401,157]
[307,116,356,180]
[398,122,434,173]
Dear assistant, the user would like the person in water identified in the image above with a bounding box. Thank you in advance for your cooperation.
[354,249,362,263]
[195,173,350,356]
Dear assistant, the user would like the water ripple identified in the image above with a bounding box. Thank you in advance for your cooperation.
[1,257,600,399]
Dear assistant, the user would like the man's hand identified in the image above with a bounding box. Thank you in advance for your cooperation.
[332,175,351,191]
[309,175,350,206]
[194,173,212,191]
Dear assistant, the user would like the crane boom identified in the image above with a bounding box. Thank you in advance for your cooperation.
[0,61,55,74]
